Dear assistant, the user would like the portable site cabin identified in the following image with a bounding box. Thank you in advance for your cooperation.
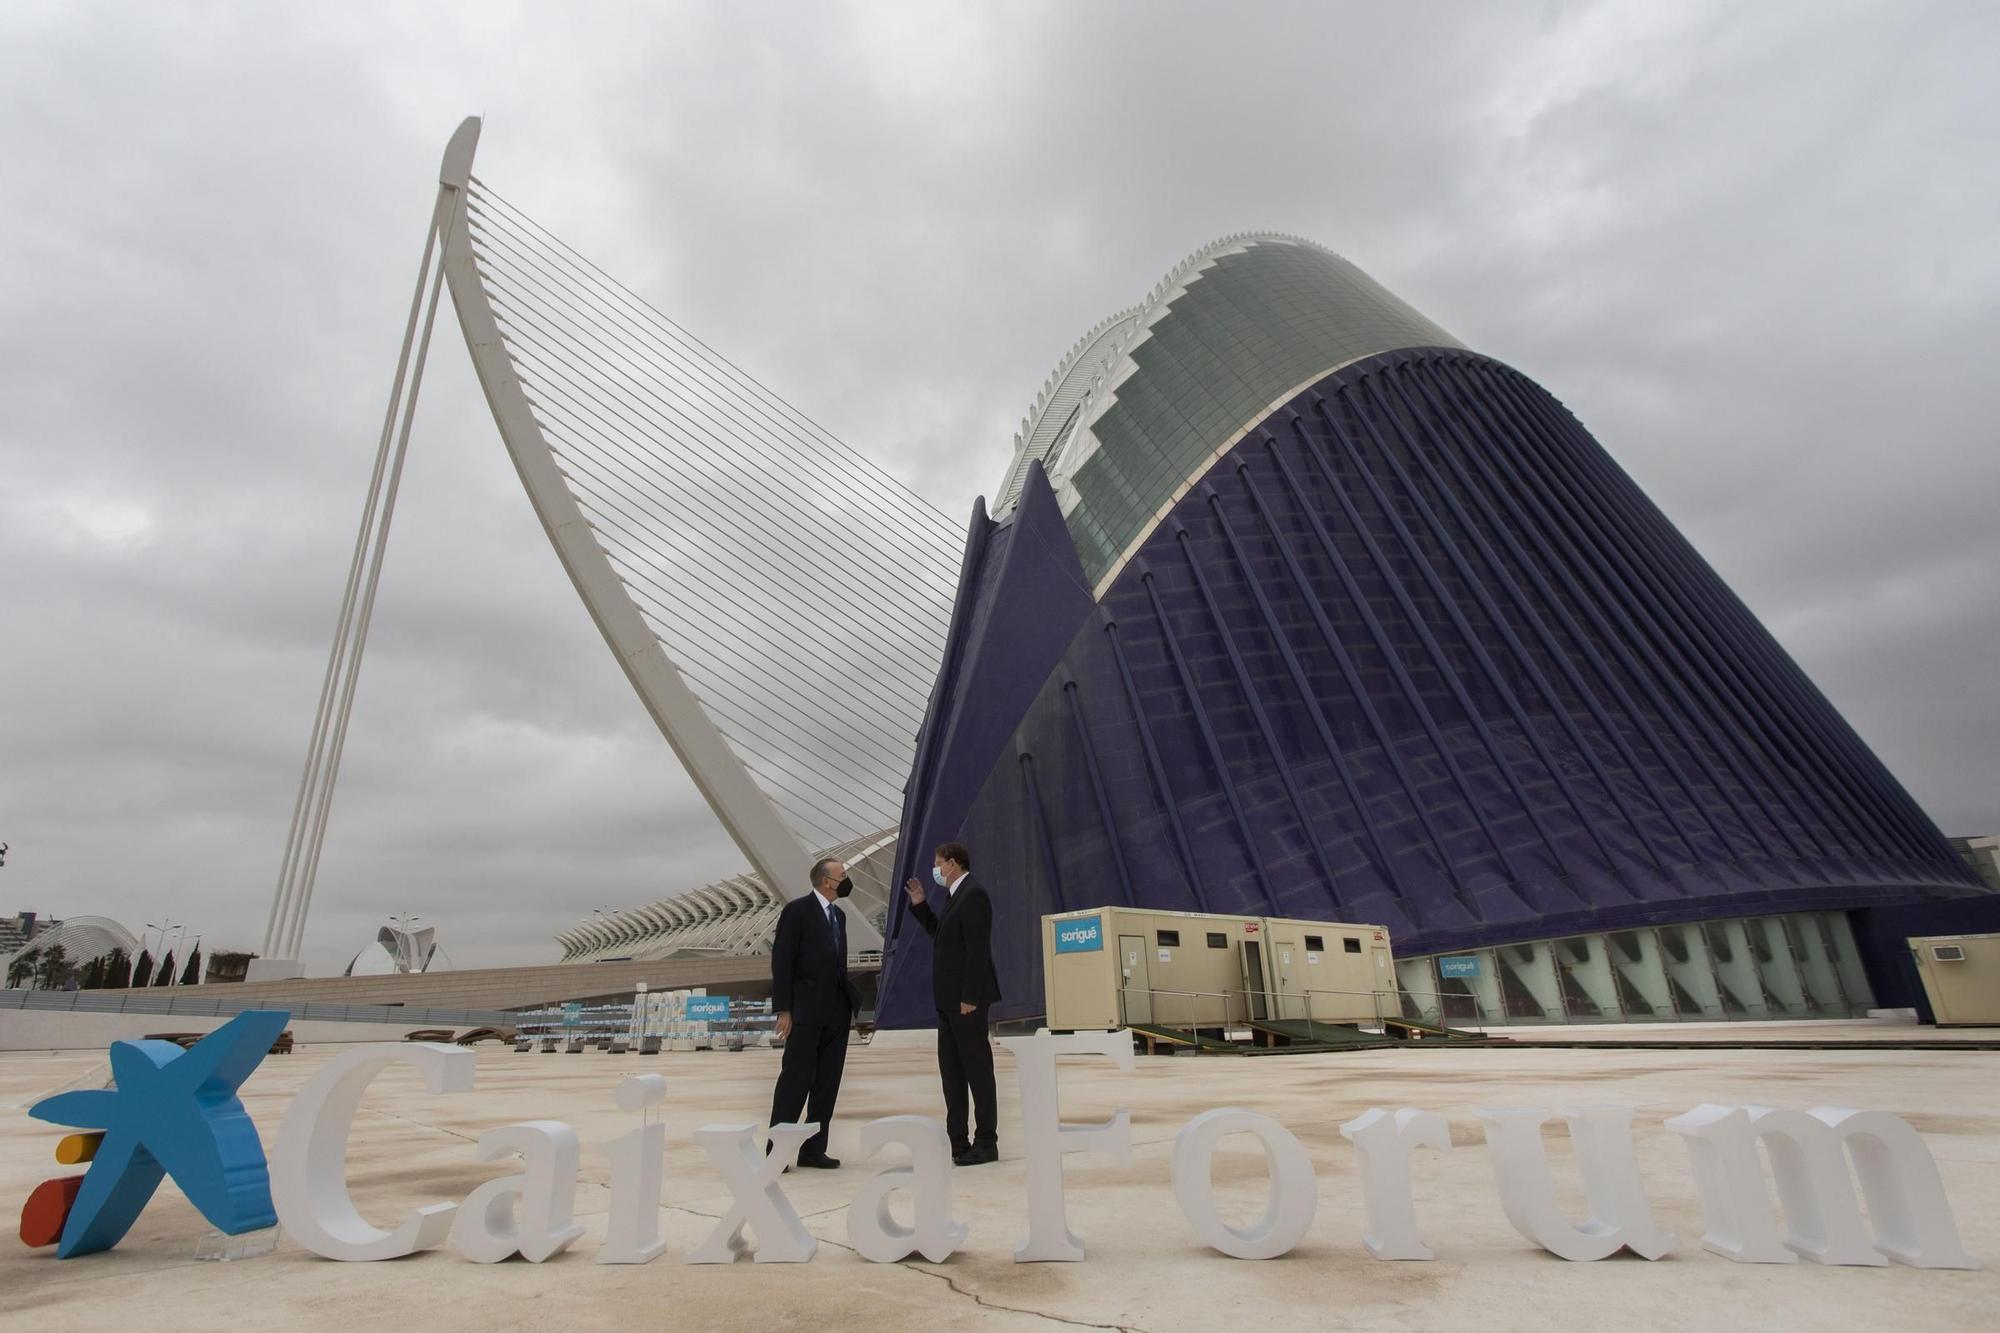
[1910,933,2000,1026]
[1043,906,1395,1033]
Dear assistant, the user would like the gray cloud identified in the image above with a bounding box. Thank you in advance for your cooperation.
[2,1,1993,972]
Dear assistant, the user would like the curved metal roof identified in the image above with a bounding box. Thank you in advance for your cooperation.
[3,916,140,974]
[995,234,1460,587]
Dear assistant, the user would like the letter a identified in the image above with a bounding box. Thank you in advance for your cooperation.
[450,1121,586,1263]
[845,1116,968,1263]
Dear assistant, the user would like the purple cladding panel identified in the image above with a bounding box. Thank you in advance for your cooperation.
[876,349,1981,1027]
[876,462,1096,1026]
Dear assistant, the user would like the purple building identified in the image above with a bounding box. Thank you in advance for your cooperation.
[878,234,1984,1029]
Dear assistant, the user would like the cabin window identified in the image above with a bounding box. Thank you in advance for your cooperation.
[1303,935,1325,952]
[1206,932,1227,948]
[1157,930,1181,948]
[1344,937,1363,953]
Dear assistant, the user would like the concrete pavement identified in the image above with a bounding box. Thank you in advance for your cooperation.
[4,1026,1997,1331]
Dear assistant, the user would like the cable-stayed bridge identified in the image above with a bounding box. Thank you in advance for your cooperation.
[254,118,956,978]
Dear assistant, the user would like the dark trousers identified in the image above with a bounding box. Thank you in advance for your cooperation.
[769,1016,850,1160]
[937,1004,997,1152]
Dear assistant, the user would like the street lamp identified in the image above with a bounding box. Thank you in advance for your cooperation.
[166,923,190,986]
[143,920,178,982]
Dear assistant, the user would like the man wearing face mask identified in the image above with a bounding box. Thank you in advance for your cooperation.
[767,856,861,1169]
[902,841,1002,1165]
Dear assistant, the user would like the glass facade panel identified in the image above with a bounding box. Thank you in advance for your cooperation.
[1401,912,1876,1026]
[1819,912,1876,1010]
[1785,914,1849,1015]
[1555,935,1624,1023]
[1497,941,1562,1021]
[1395,956,1440,1023]
[1436,948,1497,1026]
[1606,928,1676,1019]
[1750,915,1814,1017]
[1658,922,1725,1018]
[1703,919,1771,1018]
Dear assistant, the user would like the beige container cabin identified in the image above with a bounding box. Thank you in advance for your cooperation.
[1043,906,1395,1033]
[1909,933,2000,1026]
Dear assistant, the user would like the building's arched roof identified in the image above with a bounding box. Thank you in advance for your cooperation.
[993,234,1460,587]
[3,916,140,975]
[555,825,898,963]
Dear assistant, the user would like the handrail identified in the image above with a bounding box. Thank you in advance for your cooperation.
[1109,981,1488,1040]
[1295,985,1487,1036]
[1117,984,1232,1034]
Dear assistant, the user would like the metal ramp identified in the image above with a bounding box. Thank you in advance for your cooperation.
[1128,1022,1240,1055]
[1246,1018,1395,1051]
[1382,1015,1488,1042]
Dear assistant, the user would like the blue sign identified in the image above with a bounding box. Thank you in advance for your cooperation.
[27,1010,288,1257]
[1438,954,1483,979]
[562,1002,582,1028]
[1055,915,1103,954]
[685,995,730,1022]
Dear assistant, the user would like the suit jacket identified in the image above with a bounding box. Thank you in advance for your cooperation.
[771,893,860,1025]
[909,873,1003,1012]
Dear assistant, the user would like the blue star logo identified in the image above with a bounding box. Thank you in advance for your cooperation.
[28,1010,289,1257]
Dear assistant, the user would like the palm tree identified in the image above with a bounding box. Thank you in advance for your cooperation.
[33,943,72,990]
[6,954,33,988]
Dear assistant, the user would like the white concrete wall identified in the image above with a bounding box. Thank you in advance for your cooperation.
[0,1009,468,1053]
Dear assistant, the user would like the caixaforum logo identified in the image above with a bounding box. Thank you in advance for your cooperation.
[15,1024,1984,1271]
[21,1011,288,1256]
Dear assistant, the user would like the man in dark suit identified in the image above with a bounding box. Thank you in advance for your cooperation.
[768,855,861,1169]
[902,841,1002,1165]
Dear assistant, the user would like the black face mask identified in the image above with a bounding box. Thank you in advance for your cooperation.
[835,876,853,899]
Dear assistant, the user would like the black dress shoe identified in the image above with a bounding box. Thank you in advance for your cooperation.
[795,1154,841,1169]
[952,1144,999,1166]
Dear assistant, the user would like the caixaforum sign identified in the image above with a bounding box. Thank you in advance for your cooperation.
[17,1014,1982,1271]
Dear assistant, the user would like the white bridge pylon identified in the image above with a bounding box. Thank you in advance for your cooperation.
[258,117,956,975]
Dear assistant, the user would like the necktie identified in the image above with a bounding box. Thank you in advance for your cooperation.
[831,904,845,955]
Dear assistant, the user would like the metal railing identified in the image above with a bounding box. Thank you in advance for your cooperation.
[1389,985,1489,1034]
[1116,986,1233,1035]
[1112,983,1486,1042]
[0,987,511,1029]
[1293,985,1487,1037]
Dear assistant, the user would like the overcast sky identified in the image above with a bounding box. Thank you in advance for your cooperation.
[2,1,1995,973]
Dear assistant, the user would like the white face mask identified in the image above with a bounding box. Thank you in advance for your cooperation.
[932,866,948,887]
